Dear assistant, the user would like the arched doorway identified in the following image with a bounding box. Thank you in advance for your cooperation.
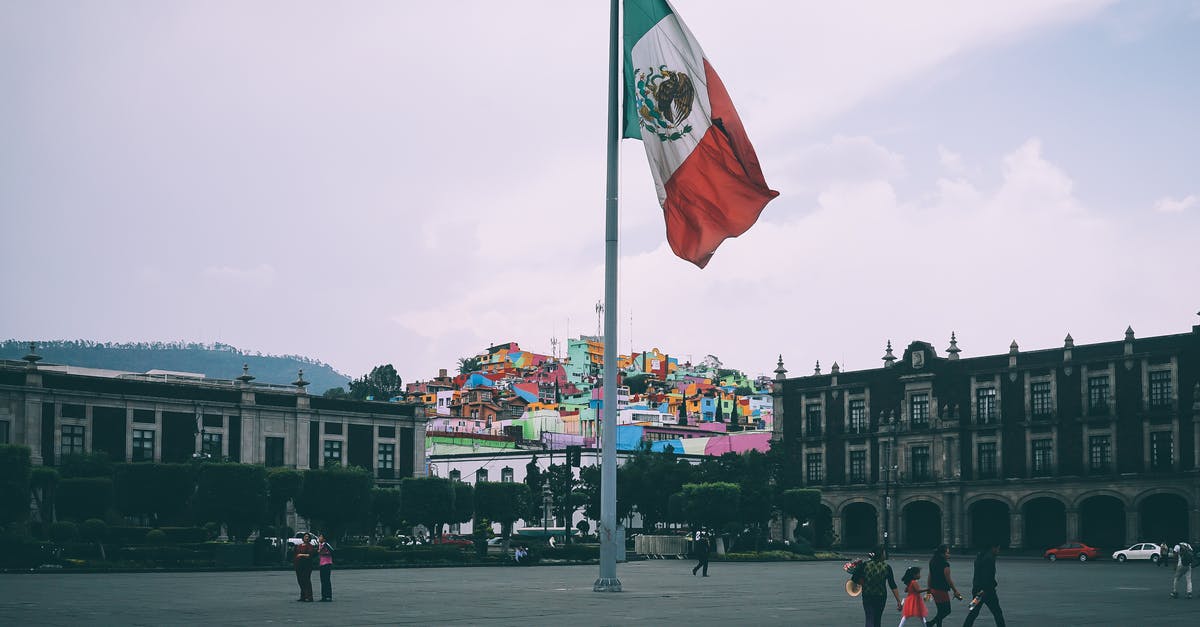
[1022,497,1066,550]
[902,501,942,549]
[843,502,878,549]
[1139,493,1189,543]
[1080,495,1125,548]
[969,499,1010,549]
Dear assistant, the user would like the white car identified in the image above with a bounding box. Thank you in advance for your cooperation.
[1112,542,1162,563]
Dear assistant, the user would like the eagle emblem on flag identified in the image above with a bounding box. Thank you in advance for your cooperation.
[633,66,695,142]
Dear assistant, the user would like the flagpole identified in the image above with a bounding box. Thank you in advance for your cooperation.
[594,0,622,593]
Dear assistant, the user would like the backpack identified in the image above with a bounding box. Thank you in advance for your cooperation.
[861,560,890,598]
[1178,543,1194,567]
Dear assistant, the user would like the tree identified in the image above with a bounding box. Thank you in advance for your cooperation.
[621,443,695,530]
[322,386,349,399]
[56,477,114,522]
[193,463,268,541]
[522,456,544,523]
[348,364,402,401]
[778,488,823,541]
[370,488,401,535]
[294,467,374,539]
[113,463,195,525]
[0,444,32,526]
[31,466,60,535]
[457,356,482,375]
[451,481,475,532]
[546,463,583,544]
[624,373,649,395]
[398,476,455,540]
[679,482,741,535]
[474,481,530,551]
[267,468,303,530]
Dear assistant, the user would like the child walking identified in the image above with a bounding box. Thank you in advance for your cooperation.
[898,566,929,626]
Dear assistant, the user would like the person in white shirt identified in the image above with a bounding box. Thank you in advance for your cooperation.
[1171,541,1193,599]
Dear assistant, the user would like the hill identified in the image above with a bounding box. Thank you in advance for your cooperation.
[0,340,351,394]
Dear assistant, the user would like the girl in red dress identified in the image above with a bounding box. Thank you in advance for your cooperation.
[898,566,929,626]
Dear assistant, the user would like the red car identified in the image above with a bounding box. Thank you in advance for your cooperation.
[1044,542,1101,562]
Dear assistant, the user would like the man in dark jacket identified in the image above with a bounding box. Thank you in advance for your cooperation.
[856,545,901,627]
[692,530,710,576]
[962,542,1006,627]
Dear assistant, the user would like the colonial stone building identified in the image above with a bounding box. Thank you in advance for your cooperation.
[0,353,427,482]
[772,322,1200,551]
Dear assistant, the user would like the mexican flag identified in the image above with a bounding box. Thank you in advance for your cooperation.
[623,0,778,269]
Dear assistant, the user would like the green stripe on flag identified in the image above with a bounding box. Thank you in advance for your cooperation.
[623,0,674,139]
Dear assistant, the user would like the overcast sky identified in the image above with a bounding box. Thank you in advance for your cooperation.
[3,0,1198,384]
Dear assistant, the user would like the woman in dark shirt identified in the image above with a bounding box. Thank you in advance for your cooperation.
[927,544,963,627]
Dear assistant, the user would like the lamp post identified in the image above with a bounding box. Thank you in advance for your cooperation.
[881,410,898,552]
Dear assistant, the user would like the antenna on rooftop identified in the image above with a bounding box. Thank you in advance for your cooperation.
[595,300,604,340]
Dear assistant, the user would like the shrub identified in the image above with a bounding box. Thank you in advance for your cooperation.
[542,544,599,561]
[50,521,79,542]
[0,536,54,569]
[56,477,114,522]
[80,519,108,543]
[146,529,168,545]
[161,526,209,544]
[108,526,153,545]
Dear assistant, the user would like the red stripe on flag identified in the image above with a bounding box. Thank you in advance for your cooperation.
[661,60,778,268]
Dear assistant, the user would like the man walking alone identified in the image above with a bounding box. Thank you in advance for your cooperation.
[1171,540,1193,599]
[962,542,1006,627]
[692,530,710,577]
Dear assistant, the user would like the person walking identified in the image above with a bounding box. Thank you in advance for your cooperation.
[898,566,929,627]
[928,544,964,627]
[854,546,902,627]
[692,530,710,577]
[317,534,335,602]
[1159,542,1170,568]
[962,542,1006,627]
[293,533,315,602]
[1170,540,1193,599]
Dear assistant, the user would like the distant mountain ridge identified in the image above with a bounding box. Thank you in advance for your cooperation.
[0,340,351,394]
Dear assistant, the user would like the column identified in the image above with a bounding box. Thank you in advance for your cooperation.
[943,493,955,547]
[831,515,842,547]
[1066,509,1079,540]
[1010,511,1023,548]
[1125,510,1137,545]
[23,398,44,464]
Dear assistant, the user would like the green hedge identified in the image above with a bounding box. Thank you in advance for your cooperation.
[334,544,472,565]
[115,545,212,566]
[0,537,54,569]
[541,544,599,561]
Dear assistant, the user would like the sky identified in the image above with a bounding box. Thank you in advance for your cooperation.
[2,0,1198,385]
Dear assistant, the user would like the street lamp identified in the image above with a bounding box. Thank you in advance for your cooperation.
[881,410,899,553]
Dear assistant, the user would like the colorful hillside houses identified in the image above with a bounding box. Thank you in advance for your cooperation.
[407,338,775,467]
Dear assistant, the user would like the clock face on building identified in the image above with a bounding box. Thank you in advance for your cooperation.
[912,350,925,369]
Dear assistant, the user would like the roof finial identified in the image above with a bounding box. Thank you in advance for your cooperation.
[293,369,310,389]
[1124,326,1135,342]
[813,360,821,375]
[946,332,961,360]
[831,362,840,374]
[1009,340,1019,354]
[22,342,42,368]
[237,363,256,384]
[882,340,896,367]
[774,355,787,380]
[1064,333,1074,348]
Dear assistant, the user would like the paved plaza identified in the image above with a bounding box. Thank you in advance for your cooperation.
[2,556,1196,626]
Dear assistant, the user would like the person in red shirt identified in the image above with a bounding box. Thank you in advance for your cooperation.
[293,533,315,602]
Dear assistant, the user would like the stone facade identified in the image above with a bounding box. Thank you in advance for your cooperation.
[772,324,1200,551]
[0,359,427,483]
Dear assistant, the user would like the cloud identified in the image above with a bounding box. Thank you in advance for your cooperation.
[774,135,907,199]
[937,145,966,175]
[201,264,276,285]
[1153,194,1196,213]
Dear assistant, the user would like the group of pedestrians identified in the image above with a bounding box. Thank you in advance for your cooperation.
[292,533,335,602]
[852,542,1005,627]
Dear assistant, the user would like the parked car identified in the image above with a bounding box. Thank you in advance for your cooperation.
[432,534,473,547]
[486,537,506,547]
[1044,542,1101,562]
[1112,542,1163,563]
